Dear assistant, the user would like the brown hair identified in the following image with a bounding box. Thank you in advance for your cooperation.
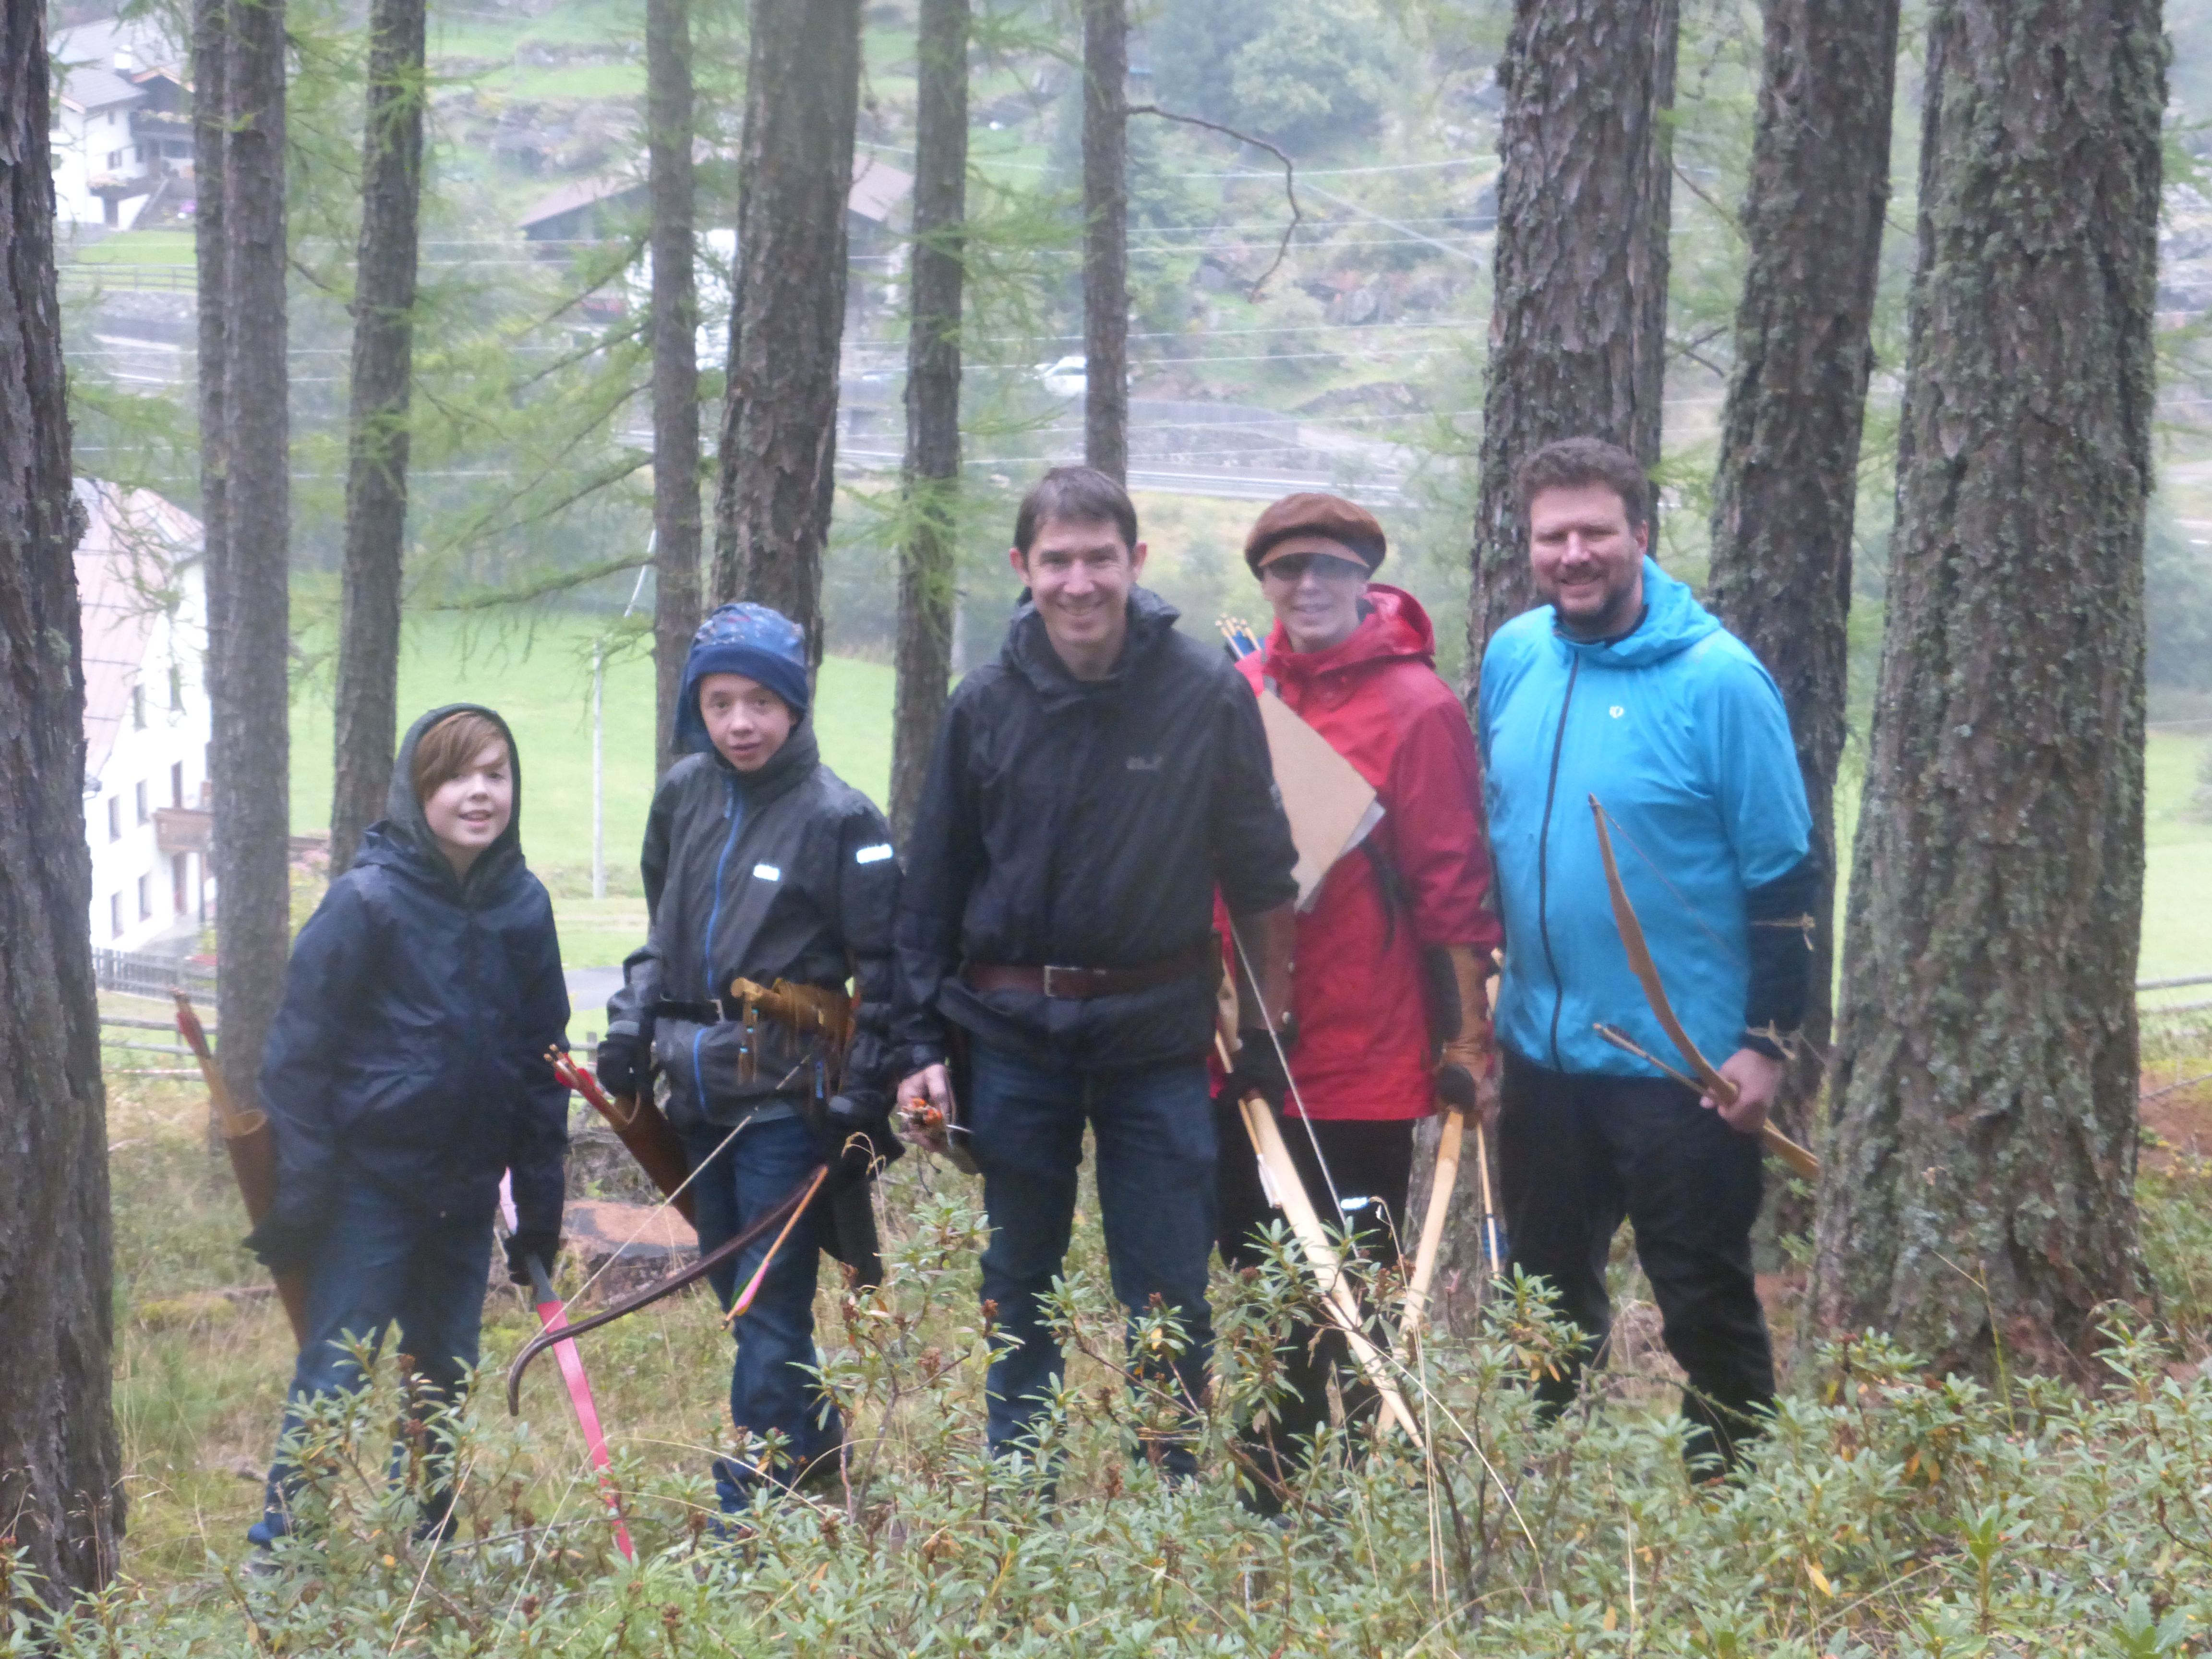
[1513,437,1650,529]
[411,711,508,803]
[1012,465,1139,558]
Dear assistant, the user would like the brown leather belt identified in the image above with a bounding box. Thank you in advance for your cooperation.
[964,940,1215,1000]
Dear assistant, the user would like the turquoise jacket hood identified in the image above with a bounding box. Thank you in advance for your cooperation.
[1476,558,1812,1079]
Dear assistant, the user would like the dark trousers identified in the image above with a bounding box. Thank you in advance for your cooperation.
[1214,1098,1414,1469]
[680,1115,842,1510]
[1495,1048,1774,1471]
[966,1041,1216,1477]
[250,1183,493,1545]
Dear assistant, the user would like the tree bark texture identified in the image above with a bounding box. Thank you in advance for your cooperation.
[709,0,861,671]
[1811,0,2162,1380]
[648,0,700,775]
[0,0,124,1595]
[1705,0,1899,1216]
[1081,0,1128,484]
[211,0,292,1112]
[890,0,968,840]
[1467,0,1678,657]
[329,0,427,877]
[192,0,228,666]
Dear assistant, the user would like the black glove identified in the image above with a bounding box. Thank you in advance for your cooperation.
[1222,1027,1293,1113]
[821,1093,902,1190]
[243,1212,324,1276]
[504,1229,560,1288]
[596,1031,643,1097]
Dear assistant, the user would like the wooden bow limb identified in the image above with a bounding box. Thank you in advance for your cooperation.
[1588,799,1821,1182]
[506,1166,823,1414]
[1399,1099,1464,1344]
[1234,1091,1424,1446]
[721,1166,829,1326]
[174,992,309,1345]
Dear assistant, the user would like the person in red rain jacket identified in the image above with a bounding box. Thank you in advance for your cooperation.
[1213,493,1502,1512]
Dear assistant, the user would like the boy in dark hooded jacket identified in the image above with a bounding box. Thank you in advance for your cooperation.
[244,704,570,1549]
[598,603,901,1516]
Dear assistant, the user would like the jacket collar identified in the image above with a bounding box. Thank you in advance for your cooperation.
[1002,585,1182,711]
[702,715,820,806]
[1259,583,1436,688]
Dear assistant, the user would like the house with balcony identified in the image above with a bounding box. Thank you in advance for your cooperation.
[49,16,192,229]
[78,480,213,956]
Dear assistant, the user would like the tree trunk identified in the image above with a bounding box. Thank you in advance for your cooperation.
[648,0,700,774]
[890,0,968,840]
[212,0,292,1113]
[1705,0,1899,1230]
[1810,0,2161,1381]
[1467,0,1678,654]
[329,0,427,876]
[1081,0,1127,484]
[0,0,124,1597]
[709,0,861,672]
[192,0,228,685]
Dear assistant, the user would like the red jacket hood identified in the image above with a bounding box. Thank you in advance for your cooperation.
[1257,584,1436,685]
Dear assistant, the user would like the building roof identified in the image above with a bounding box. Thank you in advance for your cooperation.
[75,480,203,783]
[58,63,146,114]
[52,15,182,75]
[518,156,915,234]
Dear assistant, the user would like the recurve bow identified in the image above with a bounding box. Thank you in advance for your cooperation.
[1589,796,1821,1180]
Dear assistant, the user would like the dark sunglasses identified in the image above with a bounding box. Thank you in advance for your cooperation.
[1260,551,1368,582]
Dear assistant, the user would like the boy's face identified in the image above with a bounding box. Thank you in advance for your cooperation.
[422,739,513,877]
[699,672,793,773]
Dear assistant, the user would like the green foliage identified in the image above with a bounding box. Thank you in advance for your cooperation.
[1147,0,1403,154]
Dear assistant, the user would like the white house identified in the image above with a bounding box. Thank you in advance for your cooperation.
[78,480,213,954]
[48,16,192,230]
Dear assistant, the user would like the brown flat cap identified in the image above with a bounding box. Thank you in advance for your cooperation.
[1243,492,1387,575]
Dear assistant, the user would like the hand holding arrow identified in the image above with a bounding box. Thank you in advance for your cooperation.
[1589,798,1820,1181]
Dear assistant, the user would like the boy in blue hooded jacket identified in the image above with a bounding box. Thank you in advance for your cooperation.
[244,704,571,1548]
[1478,438,1815,1474]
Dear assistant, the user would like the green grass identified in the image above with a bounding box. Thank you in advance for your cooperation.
[481,61,647,98]
[288,610,895,901]
[2143,731,2212,996]
[65,229,196,265]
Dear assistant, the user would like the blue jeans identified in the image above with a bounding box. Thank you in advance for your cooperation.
[250,1183,493,1545]
[967,1042,1216,1477]
[681,1115,842,1511]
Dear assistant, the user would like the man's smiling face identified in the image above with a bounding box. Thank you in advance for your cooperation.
[1527,481,1648,640]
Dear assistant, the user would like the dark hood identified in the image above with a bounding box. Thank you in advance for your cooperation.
[1002,585,1183,711]
[360,702,528,900]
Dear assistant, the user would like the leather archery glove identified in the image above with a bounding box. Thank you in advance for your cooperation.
[504,1230,560,1288]
[1223,1025,1295,1113]
[1432,944,1495,1113]
[823,1092,902,1190]
[596,1030,644,1097]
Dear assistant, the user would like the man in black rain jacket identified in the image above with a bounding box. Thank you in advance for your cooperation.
[894,466,1299,1478]
[601,602,900,1514]
[245,703,570,1549]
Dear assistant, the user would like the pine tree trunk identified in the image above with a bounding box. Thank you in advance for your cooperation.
[1081,0,1127,485]
[890,0,968,839]
[648,0,700,773]
[1810,0,2161,1381]
[1706,0,1899,1228]
[192,0,228,662]
[0,0,124,1594]
[709,0,861,671]
[1467,0,1678,654]
[330,0,427,876]
[212,0,292,1112]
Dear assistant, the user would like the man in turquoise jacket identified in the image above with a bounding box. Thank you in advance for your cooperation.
[1478,436,1815,1473]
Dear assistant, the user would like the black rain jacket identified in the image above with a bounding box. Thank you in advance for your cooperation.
[891,587,1298,1072]
[259,704,570,1235]
[605,721,901,1128]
